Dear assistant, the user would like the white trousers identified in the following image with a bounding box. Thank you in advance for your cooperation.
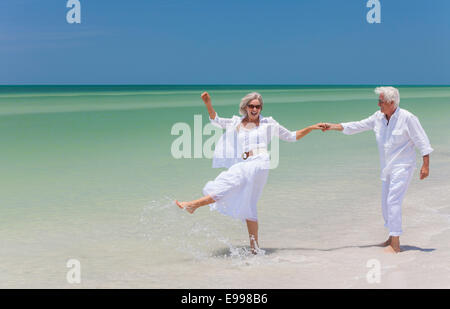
[381,166,415,236]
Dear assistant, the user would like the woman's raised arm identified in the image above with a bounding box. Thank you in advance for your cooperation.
[201,92,216,119]
[201,91,234,129]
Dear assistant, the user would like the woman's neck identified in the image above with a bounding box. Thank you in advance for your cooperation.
[244,116,259,124]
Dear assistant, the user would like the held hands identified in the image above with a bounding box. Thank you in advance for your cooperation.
[310,123,331,131]
[320,123,331,131]
[312,123,343,132]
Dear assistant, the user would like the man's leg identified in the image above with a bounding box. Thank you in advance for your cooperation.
[384,167,415,253]
[380,179,392,247]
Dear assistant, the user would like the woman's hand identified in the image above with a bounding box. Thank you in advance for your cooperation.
[201,92,211,105]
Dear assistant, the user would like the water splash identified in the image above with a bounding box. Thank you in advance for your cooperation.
[138,196,267,263]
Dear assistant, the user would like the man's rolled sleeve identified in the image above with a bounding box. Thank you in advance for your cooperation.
[407,115,433,156]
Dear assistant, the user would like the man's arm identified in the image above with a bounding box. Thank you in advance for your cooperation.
[407,115,433,180]
[323,113,376,135]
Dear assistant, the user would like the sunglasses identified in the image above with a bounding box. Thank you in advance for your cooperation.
[247,104,261,110]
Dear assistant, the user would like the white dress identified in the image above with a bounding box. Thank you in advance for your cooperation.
[202,112,297,222]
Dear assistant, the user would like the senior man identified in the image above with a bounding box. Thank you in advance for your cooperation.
[323,87,433,253]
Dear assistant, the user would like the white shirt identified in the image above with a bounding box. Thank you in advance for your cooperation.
[210,113,297,168]
[341,108,433,180]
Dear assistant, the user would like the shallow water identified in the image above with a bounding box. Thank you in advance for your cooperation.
[1,85,449,288]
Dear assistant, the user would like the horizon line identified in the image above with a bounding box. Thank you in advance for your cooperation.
[1,83,450,87]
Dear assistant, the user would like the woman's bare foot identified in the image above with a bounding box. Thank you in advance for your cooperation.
[249,235,260,255]
[175,200,198,214]
[250,246,265,255]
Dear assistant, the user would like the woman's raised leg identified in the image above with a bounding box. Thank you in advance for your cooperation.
[175,195,215,214]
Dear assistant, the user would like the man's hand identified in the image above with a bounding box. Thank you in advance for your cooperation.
[420,164,429,180]
[420,154,430,180]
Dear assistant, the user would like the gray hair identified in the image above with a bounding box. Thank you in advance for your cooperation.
[239,92,264,116]
[375,86,400,107]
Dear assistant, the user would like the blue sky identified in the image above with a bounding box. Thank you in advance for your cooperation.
[1,0,449,84]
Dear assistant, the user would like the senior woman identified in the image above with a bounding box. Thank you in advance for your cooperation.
[175,92,325,253]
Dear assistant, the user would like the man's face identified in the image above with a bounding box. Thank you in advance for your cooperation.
[378,93,394,114]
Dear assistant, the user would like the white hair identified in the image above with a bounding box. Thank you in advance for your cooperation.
[375,86,400,107]
[239,92,263,116]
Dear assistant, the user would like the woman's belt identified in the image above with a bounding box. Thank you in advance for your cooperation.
[242,148,268,160]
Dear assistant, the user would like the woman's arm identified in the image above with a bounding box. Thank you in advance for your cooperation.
[274,121,326,142]
[201,92,216,119]
[202,91,234,129]
[295,123,327,140]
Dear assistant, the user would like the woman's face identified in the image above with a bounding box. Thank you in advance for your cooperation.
[246,99,262,121]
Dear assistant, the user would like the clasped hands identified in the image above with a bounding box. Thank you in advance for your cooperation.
[311,123,333,131]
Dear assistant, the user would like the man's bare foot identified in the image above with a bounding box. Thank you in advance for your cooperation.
[384,245,401,253]
[378,236,392,247]
[175,200,198,214]
[384,236,401,253]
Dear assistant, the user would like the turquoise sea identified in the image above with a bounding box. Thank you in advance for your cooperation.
[1,85,449,288]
